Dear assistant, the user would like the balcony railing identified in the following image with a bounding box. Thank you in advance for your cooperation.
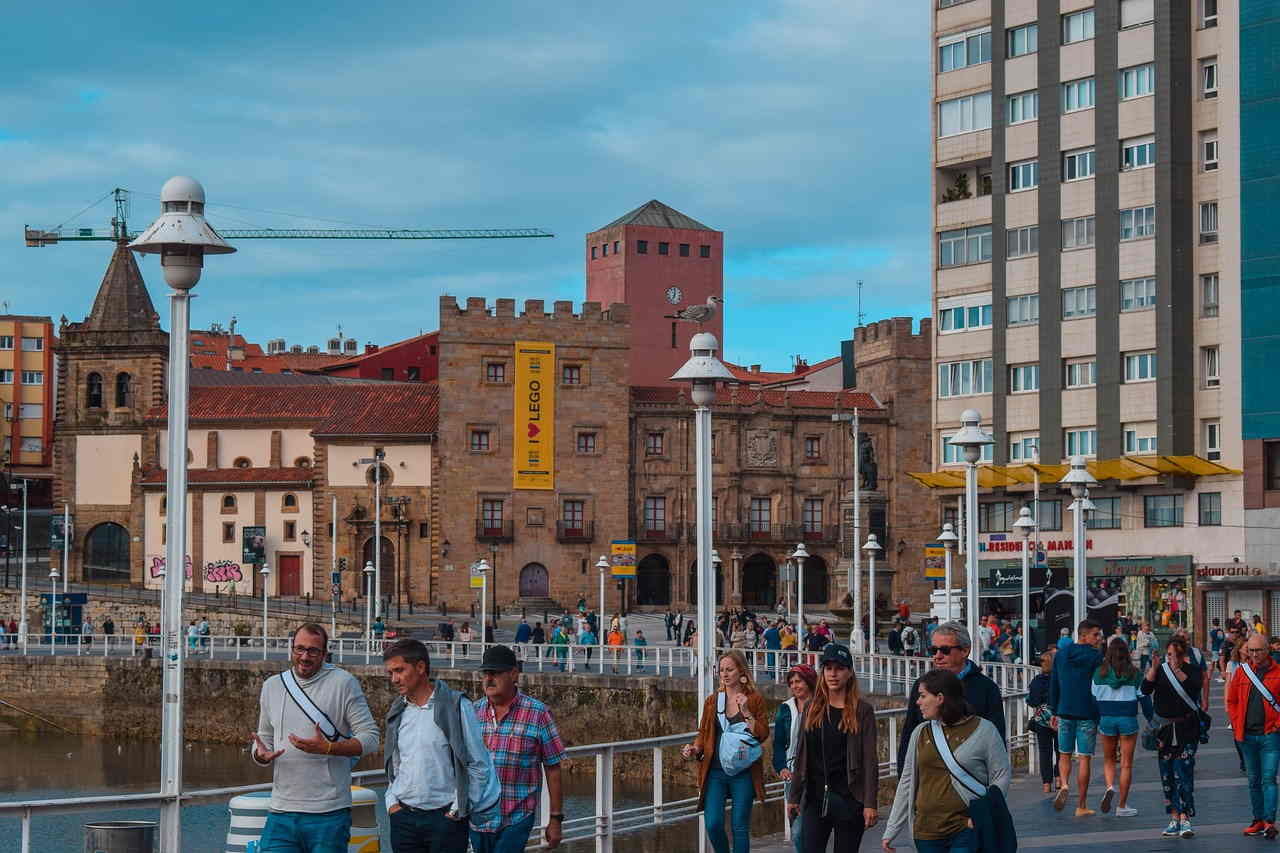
[475,519,514,542]
[636,522,682,544]
[555,520,595,544]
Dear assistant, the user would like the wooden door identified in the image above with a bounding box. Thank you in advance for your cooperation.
[278,554,301,597]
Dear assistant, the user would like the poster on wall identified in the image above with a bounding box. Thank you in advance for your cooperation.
[513,341,555,490]
[242,526,266,565]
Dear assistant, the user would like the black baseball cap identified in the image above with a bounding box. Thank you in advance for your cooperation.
[479,645,519,673]
[819,643,853,669]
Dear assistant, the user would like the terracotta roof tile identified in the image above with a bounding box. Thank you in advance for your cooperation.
[139,467,314,485]
[317,331,439,371]
[630,387,882,410]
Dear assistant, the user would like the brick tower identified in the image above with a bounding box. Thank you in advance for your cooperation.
[584,200,723,386]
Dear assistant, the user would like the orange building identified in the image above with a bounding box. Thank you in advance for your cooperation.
[1,314,55,506]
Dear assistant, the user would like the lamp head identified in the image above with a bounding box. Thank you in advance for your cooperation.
[711,549,722,568]
[476,558,490,574]
[128,176,235,290]
[596,555,610,572]
[259,563,271,576]
[948,409,994,463]
[49,566,60,580]
[363,560,374,575]
[1061,454,1097,498]
[790,542,809,560]
[1012,506,1037,539]
[669,331,736,403]
[937,522,959,547]
[862,533,882,554]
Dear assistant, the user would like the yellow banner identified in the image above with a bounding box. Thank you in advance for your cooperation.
[924,544,946,579]
[611,540,637,576]
[514,341,555,490]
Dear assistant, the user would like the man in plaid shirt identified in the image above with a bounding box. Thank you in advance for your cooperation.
[470,645,567,851]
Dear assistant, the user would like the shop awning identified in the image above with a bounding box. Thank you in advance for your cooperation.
[909,454,1242,490]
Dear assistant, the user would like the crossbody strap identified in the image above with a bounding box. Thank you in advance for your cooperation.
[1161,662,1200,716]
[1243,663,1280,713]
[929,720,986,798]
[281,669,350,743]
[717,690,729,732]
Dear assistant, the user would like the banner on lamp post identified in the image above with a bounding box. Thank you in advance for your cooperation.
[513,340,555,490]
[923,543,946,579]
[610,539,637,576]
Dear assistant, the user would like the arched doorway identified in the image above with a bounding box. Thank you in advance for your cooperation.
[741,553,777,609]
[803,554,829,605]
[361,536,396,598]
[84,522,130,582]
[687,561,723,607]
[636,553,671,606]
[518,562,549,598]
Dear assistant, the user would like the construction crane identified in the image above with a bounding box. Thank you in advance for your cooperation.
[24,188,555,246]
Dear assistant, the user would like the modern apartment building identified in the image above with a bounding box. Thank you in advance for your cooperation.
[1,314,55,507]
[928,1,1276,642]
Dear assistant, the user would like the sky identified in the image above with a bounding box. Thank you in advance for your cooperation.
[1,0,932,371]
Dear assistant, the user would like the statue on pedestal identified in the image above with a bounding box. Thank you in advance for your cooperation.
[858,431,878,491]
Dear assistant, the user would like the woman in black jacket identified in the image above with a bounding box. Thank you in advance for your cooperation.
[1026,649,1060,792]
[1141,637,1203,839]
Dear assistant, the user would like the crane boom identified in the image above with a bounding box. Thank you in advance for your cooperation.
[25,225,553,246]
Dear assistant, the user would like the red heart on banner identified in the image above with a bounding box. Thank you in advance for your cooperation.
[528,423,540,438]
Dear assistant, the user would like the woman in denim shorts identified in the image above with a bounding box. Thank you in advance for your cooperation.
[1091,636,1145,816]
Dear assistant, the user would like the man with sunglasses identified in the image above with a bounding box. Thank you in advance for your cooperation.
[1227,633,1280,838]
[895,621,1006,773]
[251,622,381,852]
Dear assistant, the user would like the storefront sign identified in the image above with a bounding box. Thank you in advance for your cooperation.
[513,341,555,490]
[923,544,946,579]
[1197,565,1266,578]
[1087,555,1192,577]
[610,540,637,576]
[980,535,1091,553]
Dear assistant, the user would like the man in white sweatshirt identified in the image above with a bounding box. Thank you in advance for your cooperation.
[251,622,381,852]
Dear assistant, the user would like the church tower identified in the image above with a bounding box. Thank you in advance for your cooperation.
[53,242,168,584]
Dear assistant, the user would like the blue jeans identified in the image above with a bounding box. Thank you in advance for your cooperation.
[1240,733,1280,822]
[388,806,466,853]
[258,809,351,853]
[469,814,536,853]
[703,765,754,853]
[1057,718,1098,756]
[915,827,975,853]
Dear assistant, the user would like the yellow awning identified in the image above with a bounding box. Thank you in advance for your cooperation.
[908,453,1241,490]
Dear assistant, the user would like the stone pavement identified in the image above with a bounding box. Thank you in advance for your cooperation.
[756,683,1256,851]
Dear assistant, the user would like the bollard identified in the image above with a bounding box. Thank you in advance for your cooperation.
[83,820,157,853]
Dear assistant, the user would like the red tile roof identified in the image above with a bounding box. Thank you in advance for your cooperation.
[315,331,439,371]
[139,467,314,486]
[146,383,439,436]
[630,387,882,410]
[723,354,843,385]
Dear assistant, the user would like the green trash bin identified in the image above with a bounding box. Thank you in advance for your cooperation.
[83,820,157,853]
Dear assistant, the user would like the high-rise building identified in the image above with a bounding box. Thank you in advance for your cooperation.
[928,1,1276,640]
[585,200,724,386]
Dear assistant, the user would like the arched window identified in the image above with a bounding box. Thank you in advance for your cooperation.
[86,373,103,408]
[84,522,130,582]
[115,372,132,408]
[221,494,237,511]
[366,463,394,487]
[294,456,311,468]
[282,493,298,512]
[233,457,252,469]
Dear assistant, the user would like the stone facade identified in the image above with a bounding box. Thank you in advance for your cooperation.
[434,296,631,612]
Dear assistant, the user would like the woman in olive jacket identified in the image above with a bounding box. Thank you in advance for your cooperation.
[786,644,879,853]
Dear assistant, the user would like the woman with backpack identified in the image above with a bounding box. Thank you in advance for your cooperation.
[1092,636,1144,816]
[883,669,1011,853]
[785,645,879,853]
[1141,637,1204,839]
[682,650,769,853]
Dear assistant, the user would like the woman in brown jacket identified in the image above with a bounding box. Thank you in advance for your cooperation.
[786,644,879,852]
[682,650,770,852]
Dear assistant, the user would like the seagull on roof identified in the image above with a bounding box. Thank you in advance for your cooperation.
[665,295,723,326]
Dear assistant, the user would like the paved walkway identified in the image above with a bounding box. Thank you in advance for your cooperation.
[756,683,1252,851]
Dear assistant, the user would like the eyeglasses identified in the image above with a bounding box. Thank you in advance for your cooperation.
[1247,647,1269,655]
[930,645,963,656]
[292,645,324,657]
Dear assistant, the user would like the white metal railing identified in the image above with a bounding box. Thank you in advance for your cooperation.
[0,692,1034,853]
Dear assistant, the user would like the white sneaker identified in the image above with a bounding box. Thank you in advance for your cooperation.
[1162,820,1180,837]
[1180,819,1195,838]
[1116,806,1138,817]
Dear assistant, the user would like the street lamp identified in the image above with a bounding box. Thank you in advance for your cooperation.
[938,522,958,623]
[711,549,723,622]
[476,558,490,658]
[259,564,271,661]
[832,410,863,650]
[596,555,609,674]
[48,563,60,655]
[862,534,881,653]
[129,176,234,852]
[791,543,809,650]
[670,331,736,710]
[11,478,28,653]
[947,409,993,664]
[362,561,375,663]
[1012,506,1037,662]
[357,451,387,619]
[1061,455,1098,629]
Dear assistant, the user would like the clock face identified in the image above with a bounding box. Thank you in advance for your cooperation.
[665,286,683,305]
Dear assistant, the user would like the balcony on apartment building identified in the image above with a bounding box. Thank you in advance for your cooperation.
[475,519,515,543]
[936,161,993,229]
[555,520,596,544]
[636,520,683,544]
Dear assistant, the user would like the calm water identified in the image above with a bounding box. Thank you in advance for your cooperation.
[0,732,779,851]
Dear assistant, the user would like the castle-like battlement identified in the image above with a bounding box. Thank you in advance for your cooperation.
[439,295,629,326]
[853,316,932,363]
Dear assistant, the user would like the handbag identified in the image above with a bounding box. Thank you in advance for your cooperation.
[1161,662,1212,745]
[716,692,763,776]
[818,707,858,821]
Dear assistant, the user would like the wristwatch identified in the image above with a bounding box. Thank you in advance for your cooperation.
[549,813,565,822]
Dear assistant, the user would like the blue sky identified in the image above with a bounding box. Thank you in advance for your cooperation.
[1,0,931,370]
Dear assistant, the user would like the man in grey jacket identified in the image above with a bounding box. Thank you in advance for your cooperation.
[383,638,498,852]
[251,622,380,852]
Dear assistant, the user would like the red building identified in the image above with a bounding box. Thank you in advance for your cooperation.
[585,200,723,386]
[315,332,439,382]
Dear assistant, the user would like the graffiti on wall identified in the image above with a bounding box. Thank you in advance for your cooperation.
[204,560,243,583]
[149,555,193,579]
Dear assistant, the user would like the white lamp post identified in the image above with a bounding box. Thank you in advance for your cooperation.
[832,410,863,651]
[1012,506,1037,662]
[596,555,609,673]
[862,534,881,653]
[791,543,809,650]
[947,409,993,664]
[938,522,958,623]
[13,479,29,653]
[48,563,60,655]
[363,561,375,663]
[62,501,70,593]
[670,331,735,710]
[477,558,490,660]
[259,564,271,661]
[1061,455,1098,629]
[129,177,234,852]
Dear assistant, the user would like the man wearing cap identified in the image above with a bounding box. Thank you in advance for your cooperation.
[382,638,498,852]
[470,645,568,852]
[895,621,1006,773]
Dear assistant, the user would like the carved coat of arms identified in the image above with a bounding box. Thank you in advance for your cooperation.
[745,429,778,466]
